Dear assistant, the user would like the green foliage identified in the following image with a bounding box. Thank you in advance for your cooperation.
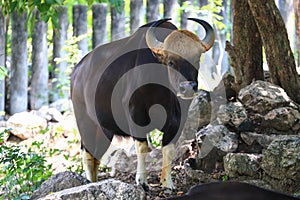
[53,32,86,98]
[221,174,229,181]
[63,132,83,174]
[0,66,8,81]
[0,0,64,29]
[0,130,53,200]
[0,0,124,29]
[148,129,163,148]
[201,0,226,30]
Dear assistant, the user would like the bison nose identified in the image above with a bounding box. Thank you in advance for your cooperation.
[178,81,198,99]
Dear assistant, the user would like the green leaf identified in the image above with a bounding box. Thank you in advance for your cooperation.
[10,1,18,13]
[38,3,51,13]
[45,0,55,5]
[34,0,41,5]
[54,0,63,4]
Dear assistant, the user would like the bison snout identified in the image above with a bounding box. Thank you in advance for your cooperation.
[178,81,198,99]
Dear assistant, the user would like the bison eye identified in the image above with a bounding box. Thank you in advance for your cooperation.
[167,61,174,67]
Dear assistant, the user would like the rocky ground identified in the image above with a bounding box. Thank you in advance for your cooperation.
[2,79,300,199]
[96,142,222,200]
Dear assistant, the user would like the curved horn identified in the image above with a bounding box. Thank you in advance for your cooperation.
[146,18,171,55]
[188,18,215,51]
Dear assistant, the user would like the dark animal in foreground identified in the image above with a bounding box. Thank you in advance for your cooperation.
[169,182,299,200]
[71,18,214,189]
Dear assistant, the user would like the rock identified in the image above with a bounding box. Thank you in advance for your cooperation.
[37,106,64,122]
[179,90,211,143]
[240,132,277,148]
[262,107,300,134]
[189,90,212,129]
[210,73,237,120]
[195,124,238,172]
[261,136,300,192]
[224,153,263,178]
[217,102,247,128]
[104,148,137,176]
[103,147,162,176]
[238,81,292,114]
[196,124,238,157]
[50,99,73,113]
[238,132,280,153]
[31,171,91,199]
[175,139,196,162]
[184,159,213,183]
[146,148,162,172]
[39,179,146,200]
[48,111,78,138]
[7,112,48,139]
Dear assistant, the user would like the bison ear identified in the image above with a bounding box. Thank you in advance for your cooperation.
[146,18,172,57]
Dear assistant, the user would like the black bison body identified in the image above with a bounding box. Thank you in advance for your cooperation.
[169,182,299,200]
[71,18,214,189]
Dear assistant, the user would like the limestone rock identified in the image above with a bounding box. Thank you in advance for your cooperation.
[37,106,64,122]
[31,171,90,200]
[7,111,48,139]
[39,179,145,200]
[196,124,238,157]
[104,148,137,176]
[262,107,300,134]
[195,124,238,172]
[240,132,278,148]
[238,81,292,114]
[179,90,211,143]
[103,147,162,176]
[217,102,247,128]
[50,99,73,113]
[224,153,263,178]
[261,136,300,183]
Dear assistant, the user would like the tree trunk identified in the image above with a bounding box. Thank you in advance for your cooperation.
[111,3,125,41]
[163,0,179,26]
[130,0,145,34]
[225,0,263,92]
[10,11,28,115]
[92,3,107,48]
[229,0,233,42]
[180,0,194,30]
[0,8,5,118]
[30,10,48,110]
[146,0,160,23]
[198,0,208,7]
[294,0,300,65]
[248,0,300,104]
[52,6,69,101]
[73,5,88,57]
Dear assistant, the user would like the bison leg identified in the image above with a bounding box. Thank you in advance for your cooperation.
[82,148,100,182]
[134,140,150,187]
[161,143,175,189]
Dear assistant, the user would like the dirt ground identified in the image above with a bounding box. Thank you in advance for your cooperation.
[98,164,200,199]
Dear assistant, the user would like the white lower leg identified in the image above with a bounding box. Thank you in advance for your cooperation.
[82,149,99,182]
[161,143,175,189]
[135,140,150,186]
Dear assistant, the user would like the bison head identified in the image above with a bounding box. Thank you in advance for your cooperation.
[146,18,215,99]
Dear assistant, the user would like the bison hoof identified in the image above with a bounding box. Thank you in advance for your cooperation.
[161,178,175,190]
[136,173,148,188]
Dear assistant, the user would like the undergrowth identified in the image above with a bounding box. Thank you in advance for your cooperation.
[0,129,53,200]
